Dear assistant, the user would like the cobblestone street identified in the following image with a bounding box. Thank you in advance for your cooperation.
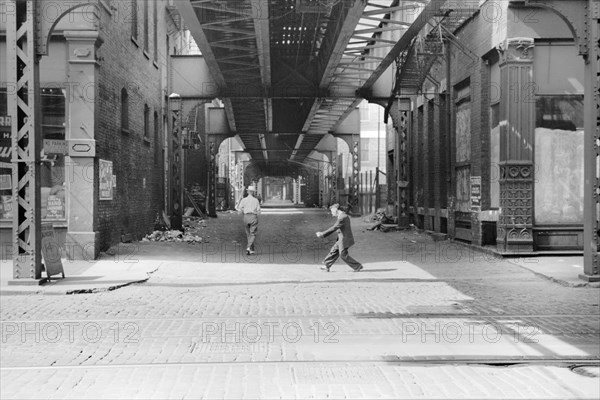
[1,209,599,399]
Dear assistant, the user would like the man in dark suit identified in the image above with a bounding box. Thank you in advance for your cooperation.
[316,203,364,272]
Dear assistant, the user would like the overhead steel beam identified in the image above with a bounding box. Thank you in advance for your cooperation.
[361,0,448,90]
[175,0,238,132]
[252,0,271,143]
[251,0,271,86]
[319,0,368,87]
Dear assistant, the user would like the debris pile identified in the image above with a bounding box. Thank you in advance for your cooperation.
[365,209,400,232]
[143,216,206,244]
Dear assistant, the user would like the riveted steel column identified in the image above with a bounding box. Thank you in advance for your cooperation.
[207,139,216,217]
[330,152,338,204]
[8,0,43,280]
[206,135,226,217]
[350,139,360,213]
[169,96,183,230]
[398,98,411,227]
[581,0,600,280]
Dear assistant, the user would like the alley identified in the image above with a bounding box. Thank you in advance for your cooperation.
[1,208,599,399]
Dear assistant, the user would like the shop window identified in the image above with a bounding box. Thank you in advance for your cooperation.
[0,88,67,221]
[534,95,584,225]
[0,89,11,221]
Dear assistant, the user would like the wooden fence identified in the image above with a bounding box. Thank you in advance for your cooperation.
[339,169,386,215]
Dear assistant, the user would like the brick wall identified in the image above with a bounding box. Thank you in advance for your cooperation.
[403,9,498,237]
[95,1,169,250]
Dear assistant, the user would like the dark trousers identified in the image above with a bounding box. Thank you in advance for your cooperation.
[243,214,258,250]
[323,242,362,270]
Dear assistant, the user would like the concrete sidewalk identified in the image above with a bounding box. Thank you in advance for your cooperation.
[507,256,600,288]
[0,257,161,295]
[0,242,597,295]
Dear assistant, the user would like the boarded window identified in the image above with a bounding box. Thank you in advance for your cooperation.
[534,95,584,225]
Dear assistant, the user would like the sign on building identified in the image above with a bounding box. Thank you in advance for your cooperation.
[43,139,68,155]
[99,159,114,200]
[41,223,65,281]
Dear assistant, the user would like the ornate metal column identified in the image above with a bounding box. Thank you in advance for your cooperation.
[496,38,535,254]
[7,0,42,280]
[169,94,183,230]
[582,0,600,280]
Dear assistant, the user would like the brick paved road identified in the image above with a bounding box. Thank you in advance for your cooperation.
[1,209,599,399]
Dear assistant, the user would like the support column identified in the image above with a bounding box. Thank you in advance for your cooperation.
[319,164,324,207]
[64,30,101,260]
[581,1,600,280]
[169,95,183,230]
[496,38,535,254]
[208,139,216,217]
[330,151,338,205]
[207,134,226,217]
[350,140,360,213]
[8,0,42,280]
[397,98,411,227]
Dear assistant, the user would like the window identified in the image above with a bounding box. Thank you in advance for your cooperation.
[1,88,67,221]
[534,95,584,225]
[0,89,11,220]
[490,102,500,209]
[144,104,150,140]
[360,140,370,162]
[153,0,158,61]
[154,111,160,165]
[121,88,129,133]
[131,0,138,40]
[143,0,149,52]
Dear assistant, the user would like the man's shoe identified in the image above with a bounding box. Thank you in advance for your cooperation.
[320,265,330,272]
[353,265,363,272]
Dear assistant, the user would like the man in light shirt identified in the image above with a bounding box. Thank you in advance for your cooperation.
[236,185,261,255]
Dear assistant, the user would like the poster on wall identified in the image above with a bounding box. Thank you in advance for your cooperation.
[1,117,13,221]
[99,159,114,200]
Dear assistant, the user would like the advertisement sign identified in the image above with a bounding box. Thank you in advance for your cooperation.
[0,175,10,190]
[41,223,65,280]
[99,159,113,200]
[45,195,64,220]
[470,176,481,211]
[0,195,12,219]
[0,117,11,163]
[44,139,68,155]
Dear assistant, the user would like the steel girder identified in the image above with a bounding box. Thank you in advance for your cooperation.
[6,0,42,279]
[583,0,599,278]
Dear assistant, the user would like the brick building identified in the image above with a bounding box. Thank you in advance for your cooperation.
[0,0,198,258]
[386,1,586,253]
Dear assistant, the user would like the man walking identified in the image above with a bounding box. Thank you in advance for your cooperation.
[237,185,261,255]
[316,203,363,272]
